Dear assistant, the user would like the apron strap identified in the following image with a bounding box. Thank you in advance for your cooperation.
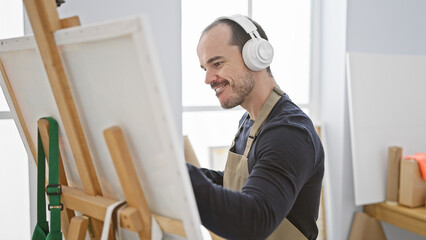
[230,113,250,149]
[243,87,284,157]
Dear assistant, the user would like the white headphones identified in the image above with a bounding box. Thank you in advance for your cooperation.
[220,14,274,71]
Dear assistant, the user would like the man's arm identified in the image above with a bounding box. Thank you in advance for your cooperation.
[187,126,316,240]
[200,168,224,186]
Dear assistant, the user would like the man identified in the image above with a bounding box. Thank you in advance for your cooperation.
[186,14,324,240]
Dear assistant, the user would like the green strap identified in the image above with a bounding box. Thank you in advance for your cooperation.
[33,130,49,239]
[44,117,62,239]
[32,117,62,240]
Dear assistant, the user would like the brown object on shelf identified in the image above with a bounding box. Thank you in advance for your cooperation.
[349,212,386,240]
[365,202,426,237]
[399,159,426,207]
[386,146,402,203]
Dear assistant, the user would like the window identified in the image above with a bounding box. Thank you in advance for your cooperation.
[182,0,317,168]
[0,1,29,239]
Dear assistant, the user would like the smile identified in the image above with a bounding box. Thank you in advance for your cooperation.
[211,81,229,95]
[215,84,225,93]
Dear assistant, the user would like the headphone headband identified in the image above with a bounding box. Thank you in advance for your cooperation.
[226,15,258,34]
[217,14,274,71]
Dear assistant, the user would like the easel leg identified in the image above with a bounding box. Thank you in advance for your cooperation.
[23,0,107,238]
[104,126,152,240]
[67,216,89,240]
[62,208,75,239]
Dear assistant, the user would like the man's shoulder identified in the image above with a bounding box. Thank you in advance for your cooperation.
[265,97,314,133]
[259,97,323,155]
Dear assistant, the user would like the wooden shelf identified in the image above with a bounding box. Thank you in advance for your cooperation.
[365,202,426,237]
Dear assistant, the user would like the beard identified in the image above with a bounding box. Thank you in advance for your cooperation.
[221,71,255,109]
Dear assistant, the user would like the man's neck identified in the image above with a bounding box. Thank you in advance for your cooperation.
[242,77,277,121]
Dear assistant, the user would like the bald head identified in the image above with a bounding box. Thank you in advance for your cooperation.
[200,16,273,76]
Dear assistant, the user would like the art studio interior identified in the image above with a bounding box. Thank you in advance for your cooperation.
[0,0,425,239]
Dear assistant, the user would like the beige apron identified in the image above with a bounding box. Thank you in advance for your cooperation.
[223,87,307,240]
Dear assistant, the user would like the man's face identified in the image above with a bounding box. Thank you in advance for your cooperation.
[197,24,255,109]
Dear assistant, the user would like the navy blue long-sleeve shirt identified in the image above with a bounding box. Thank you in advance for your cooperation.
[187,94,324,240]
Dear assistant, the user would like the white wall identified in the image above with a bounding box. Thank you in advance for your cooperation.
[24,0,182,233]
[346,0,426,55]
[319,0,355,239]
[321,0,426,239]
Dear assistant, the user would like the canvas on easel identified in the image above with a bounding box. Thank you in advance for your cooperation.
[0,14,203,239]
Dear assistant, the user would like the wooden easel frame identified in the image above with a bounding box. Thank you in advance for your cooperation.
[8,0,189,239]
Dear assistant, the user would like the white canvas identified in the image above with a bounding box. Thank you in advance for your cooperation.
[0,15,203,239]
[346,53,426,205]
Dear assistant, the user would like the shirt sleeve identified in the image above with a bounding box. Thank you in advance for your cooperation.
[200,168,224,186]
[186,126,315,240]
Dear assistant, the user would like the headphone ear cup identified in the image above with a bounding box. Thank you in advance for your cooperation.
[242,38,274,71]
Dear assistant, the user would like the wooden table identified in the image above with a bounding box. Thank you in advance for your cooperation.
[365,202,426,237]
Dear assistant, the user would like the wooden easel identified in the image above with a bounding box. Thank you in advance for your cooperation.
[9,0,191,239]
